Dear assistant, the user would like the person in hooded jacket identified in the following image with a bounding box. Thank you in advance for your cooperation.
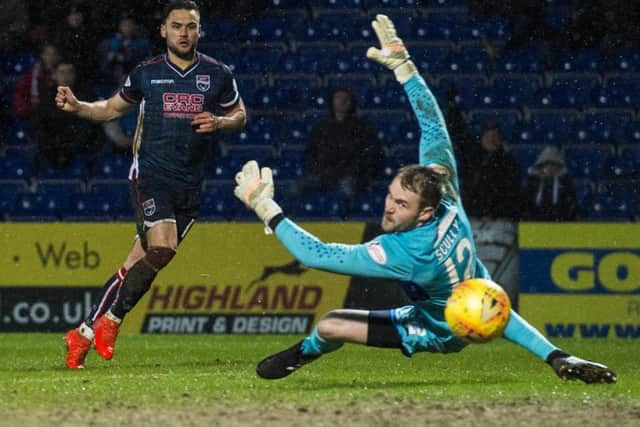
[522,145,577,221]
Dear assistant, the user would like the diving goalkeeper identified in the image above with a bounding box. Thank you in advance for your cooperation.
[234,15,616,384]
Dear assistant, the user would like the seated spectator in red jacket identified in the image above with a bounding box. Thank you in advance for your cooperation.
[13,43,60,119]
[523,145,577,221]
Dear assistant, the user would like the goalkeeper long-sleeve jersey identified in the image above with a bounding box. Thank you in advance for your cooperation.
[273,74,491,321]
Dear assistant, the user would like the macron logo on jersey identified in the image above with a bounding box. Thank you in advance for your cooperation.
[366,241,387,265]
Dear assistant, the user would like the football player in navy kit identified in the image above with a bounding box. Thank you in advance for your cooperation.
[57,0,247,369]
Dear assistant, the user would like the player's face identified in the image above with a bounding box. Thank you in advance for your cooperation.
[381,176,433,233]
[161,9,200,61]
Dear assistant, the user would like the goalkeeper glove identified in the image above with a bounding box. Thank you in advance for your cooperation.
[366,14,418,84]
[234,160,282,233]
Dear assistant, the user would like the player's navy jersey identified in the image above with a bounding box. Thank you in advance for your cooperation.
[273,74,491,326]
[120,52,239,187]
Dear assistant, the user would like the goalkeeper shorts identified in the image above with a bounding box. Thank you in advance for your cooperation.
[391,305,468,357]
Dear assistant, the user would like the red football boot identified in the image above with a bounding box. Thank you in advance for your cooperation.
[64,328,91,369]
[94,314,121,360]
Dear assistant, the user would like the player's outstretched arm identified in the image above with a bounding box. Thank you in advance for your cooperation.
[234,160,413,280]
[56,87,133,122]
[366,14,459,193]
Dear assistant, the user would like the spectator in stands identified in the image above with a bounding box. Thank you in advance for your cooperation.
[99,15,151,86]
[522,145,577,221]
[446,87,522,220]
[32,59,102,168]
[13,43,60,119]
[54,2,97,80]
[0,0,30,53]
[301,87,384,206]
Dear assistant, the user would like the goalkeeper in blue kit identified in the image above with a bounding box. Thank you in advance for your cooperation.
[234,15,616,384]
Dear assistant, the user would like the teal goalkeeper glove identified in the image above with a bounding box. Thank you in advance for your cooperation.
[366,14,418,84]
[234,160,282,232]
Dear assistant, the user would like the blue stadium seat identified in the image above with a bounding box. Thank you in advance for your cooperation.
[407,43,453,75]
[348,189,386,220]
[491,74,541,109]
[269,153,305,180]
[365,0,420,8]
[606,49,640,73]
[592,77,640,109]
[236,75,267,107]
[531,85,591,109]
[588,193,633,220]
[413,17,467,43]
[4,118,34,147]
[0,153,33,180]
[494,48,548,73]
[445,48,491,74]
[511,122,567,146]
[294,13,364,43]
[580,110,635,143]
[311,0,364,9]
[279,117,315,147]
[1,51,38,75]
[267,0,307,9]
[238,17,289,43]
[267,75,324,109]
[565,144,615,179]
[294,191,346,219]
[200,182,237,220]
[509,145,540,177]
[9,193,62,221]
[36,179,84,197]
[91,154,132,180]
[239,116,282,146]
[602,157,638,179]
[364,80,410,109]
[67,193,124,219]
[293,42,343,73]
[200,19,237,43]
[527,110,579,140]
[552,50,603,73]
[0,180,28,217]
[467,17,511,42]
[325,74,376,100]
[467,109,521,139]
[573,178,595,211]
[233,45,285,74]
[37,157,88,180]
[90,180,132,218]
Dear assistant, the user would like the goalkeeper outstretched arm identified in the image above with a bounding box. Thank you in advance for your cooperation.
[367,14,460,196]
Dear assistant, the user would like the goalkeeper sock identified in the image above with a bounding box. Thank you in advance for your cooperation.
[300,328,343,356]
[503,309,558,361]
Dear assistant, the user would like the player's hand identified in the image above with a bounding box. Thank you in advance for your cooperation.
[55,86,80,113]
[366,14,417,83]
[234,160,282,230]
[191,112,222,133]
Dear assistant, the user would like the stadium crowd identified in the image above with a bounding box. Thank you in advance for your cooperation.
[0,0,638,221]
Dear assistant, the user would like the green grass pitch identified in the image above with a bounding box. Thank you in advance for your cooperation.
[1,334,638,426]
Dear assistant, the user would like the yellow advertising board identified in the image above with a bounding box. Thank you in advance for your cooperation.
[519,223,640,339]
[0,222,364,334]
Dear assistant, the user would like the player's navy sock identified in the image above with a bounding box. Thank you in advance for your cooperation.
[503,309,558,360]
[84,266,127,327]
[300,328,343,356]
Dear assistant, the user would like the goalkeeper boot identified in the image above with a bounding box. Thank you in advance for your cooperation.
[256,340,320,379]
[64,328,91,369]
[94,313,120,360]
[547,350,617,384]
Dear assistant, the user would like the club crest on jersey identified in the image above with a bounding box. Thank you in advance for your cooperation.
[366,241,387,265]
[142,198,156,217]
[196,74,210,92]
